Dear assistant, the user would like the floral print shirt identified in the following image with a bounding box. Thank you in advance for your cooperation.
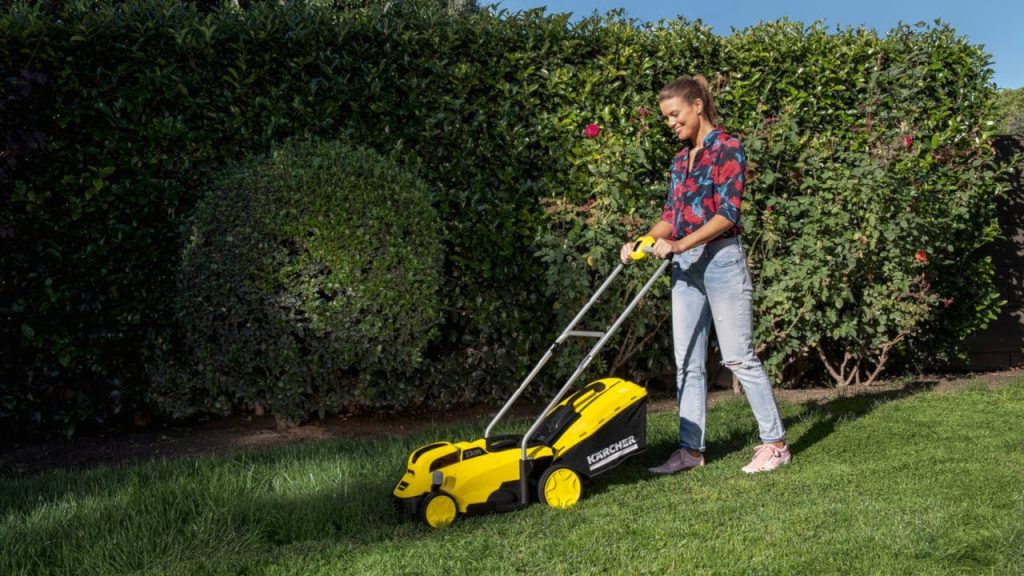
[661,128,746,240]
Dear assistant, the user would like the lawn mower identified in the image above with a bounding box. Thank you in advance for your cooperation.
[393,237,669,527]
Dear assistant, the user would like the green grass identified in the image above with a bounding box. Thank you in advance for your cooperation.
[3,379,1023,575]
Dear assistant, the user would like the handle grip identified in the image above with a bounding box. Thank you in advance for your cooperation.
[629,236,656,261]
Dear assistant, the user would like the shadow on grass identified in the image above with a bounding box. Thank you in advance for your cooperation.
[0,435,443,575]
[586,379,940,499]
[785,379,939,457]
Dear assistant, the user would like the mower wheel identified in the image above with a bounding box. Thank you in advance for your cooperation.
[538,466,583,509]
[421,492,458,528]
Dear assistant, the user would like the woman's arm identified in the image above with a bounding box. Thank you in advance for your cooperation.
[620,221,675,263]
[645,220,674,240]
[652,215,733,259]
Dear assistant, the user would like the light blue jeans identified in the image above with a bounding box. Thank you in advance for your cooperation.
[670,236,786,452]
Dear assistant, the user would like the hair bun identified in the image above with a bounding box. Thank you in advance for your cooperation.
[658,75,718,124]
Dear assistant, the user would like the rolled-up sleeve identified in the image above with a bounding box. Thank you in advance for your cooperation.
[712,141,745,224]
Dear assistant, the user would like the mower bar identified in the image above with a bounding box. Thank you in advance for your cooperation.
[483,261,627,440]
[482,254,670,505]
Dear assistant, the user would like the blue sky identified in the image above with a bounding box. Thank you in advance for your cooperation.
[495,0,1023,88]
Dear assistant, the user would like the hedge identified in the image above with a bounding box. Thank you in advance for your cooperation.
[148,139,443,423]
[0,0,1006,433]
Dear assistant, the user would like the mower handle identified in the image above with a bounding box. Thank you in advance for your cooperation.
[483,239,669,453]
[629,235,656,261]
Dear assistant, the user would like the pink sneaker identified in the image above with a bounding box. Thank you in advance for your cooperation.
[742,444,791,473]
[648,449,704,475]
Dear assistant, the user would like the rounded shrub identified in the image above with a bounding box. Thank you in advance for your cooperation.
[150,139,442,422]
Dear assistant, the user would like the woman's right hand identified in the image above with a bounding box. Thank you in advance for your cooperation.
[619,242,634,264]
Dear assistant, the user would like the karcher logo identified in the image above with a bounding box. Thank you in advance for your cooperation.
[586,435,638,471]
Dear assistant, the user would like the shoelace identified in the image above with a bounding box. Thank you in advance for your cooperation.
[749,444,780,468]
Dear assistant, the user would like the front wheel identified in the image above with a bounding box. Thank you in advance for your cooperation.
[421,492,458,528]
[538,466,584,509]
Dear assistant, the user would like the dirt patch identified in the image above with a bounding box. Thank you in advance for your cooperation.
[2,369,1020,479]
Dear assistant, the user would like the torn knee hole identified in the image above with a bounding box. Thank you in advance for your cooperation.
[722,359,750,370]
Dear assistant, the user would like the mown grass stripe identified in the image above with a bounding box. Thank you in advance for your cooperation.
[1,379,1021,575]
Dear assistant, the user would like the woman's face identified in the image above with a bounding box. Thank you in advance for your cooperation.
[659,96,703,143]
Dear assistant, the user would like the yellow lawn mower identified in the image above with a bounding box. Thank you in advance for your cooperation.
[393,237,668,527]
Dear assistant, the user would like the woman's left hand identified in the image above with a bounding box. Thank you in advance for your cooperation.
[653,238,683,259]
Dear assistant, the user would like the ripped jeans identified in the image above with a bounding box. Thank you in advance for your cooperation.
[670,236,786,452]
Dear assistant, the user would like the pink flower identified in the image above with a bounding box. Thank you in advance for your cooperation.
[584,123,601,138]
[904,134,914,148]
[765,205,774,214]
[915,250,928,263]
[638,106,651,119]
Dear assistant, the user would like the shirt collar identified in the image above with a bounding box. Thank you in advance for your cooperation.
[701,127,722,148]
[682,127,722,156]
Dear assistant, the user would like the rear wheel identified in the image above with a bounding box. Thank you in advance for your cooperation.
[538,466,583,509]
[421,492,458,528]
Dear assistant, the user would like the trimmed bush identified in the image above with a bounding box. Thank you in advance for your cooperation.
[148,140,442,422]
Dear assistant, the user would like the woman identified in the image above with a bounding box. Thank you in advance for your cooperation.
[620,76,789,474]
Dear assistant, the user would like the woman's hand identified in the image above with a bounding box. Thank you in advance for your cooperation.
[653,238,684,259]
[619,242,634,264]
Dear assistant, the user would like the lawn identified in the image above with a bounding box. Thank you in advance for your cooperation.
[2,378,1023,575]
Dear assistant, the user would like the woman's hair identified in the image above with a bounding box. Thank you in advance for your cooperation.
[658,75,717,124]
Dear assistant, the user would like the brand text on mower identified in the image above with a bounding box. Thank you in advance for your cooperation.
[587,435,638,470]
